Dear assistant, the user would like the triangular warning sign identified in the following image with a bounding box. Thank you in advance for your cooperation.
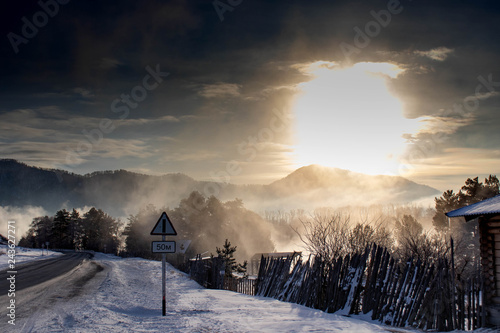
[150,212,177,235]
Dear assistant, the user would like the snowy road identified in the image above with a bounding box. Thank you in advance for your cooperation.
[1,253,397,332]
[0,252,92,292]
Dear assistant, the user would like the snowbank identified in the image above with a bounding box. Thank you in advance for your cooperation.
[19,253,401,332]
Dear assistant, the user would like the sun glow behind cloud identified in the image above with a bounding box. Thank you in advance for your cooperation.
[293,61,420,175]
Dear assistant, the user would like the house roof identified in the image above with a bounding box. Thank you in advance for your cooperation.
[446,194,500,218]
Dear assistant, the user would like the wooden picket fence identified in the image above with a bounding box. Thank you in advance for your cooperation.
[224,276,257,295]
[187,255,225,290]
[186,255,256,295]
[186,246,483,331]
[255,244,484,331]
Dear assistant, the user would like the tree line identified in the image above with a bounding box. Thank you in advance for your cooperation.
[19,207,122,253]
[433,175,499,230]
[124,191,275,261]
[18,175,499,280]
[271,175,499,281]
[18,191,276,264]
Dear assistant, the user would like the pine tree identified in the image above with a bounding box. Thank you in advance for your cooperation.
[433,175,499,231]
[52,209,70,248]
[483,175,500,198]
[216,239,247,278]
[124,204,160,259]
[70,209,83,250]
[433,190,461,231]
[82,207,122,253]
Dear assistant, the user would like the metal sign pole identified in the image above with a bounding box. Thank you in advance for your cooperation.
[150,212,177,317]
[162,234,166,316]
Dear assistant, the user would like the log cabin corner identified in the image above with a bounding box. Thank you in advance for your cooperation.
[446,194,500,328]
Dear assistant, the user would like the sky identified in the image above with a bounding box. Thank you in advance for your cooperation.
[1,0,500,191]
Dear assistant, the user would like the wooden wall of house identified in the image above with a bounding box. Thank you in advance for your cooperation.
[479,214,500,327]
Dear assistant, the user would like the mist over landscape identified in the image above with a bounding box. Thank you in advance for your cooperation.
[0,158,441,260]
[2,1,500,330]
[0,159,438,215]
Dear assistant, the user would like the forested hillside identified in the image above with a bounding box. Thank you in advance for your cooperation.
[0,159,439,216]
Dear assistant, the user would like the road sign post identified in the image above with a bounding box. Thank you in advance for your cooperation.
[151,212,177,317]
[162,234,166,316]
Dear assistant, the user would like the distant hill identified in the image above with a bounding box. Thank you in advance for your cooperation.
[0,159,202,216]
[253,165,439,210]
[0,159,439,216]
[268,165,437,197]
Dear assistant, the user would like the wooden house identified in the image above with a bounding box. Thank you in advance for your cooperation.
[446,194,500,327]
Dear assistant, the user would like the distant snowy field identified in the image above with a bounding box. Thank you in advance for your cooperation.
[11,252,410,332]
[0,244,63,270]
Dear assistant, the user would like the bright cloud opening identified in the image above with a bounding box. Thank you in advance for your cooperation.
[293,61,420,175]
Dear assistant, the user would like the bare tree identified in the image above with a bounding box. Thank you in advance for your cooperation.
[394,215,449,263]
[292,210,351,262]
[348,222,393,254]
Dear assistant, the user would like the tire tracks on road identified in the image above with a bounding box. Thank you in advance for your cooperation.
[0,252,107,332]
[0,252,93,292]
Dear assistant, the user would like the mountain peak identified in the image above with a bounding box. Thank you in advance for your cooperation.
[266,164,439,205]
[271,165,357,190]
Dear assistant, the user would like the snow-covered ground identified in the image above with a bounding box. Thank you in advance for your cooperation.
[5,252,411,332]
[0,245,63,270]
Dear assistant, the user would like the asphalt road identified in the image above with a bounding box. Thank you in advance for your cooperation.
[0,251,93,292]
